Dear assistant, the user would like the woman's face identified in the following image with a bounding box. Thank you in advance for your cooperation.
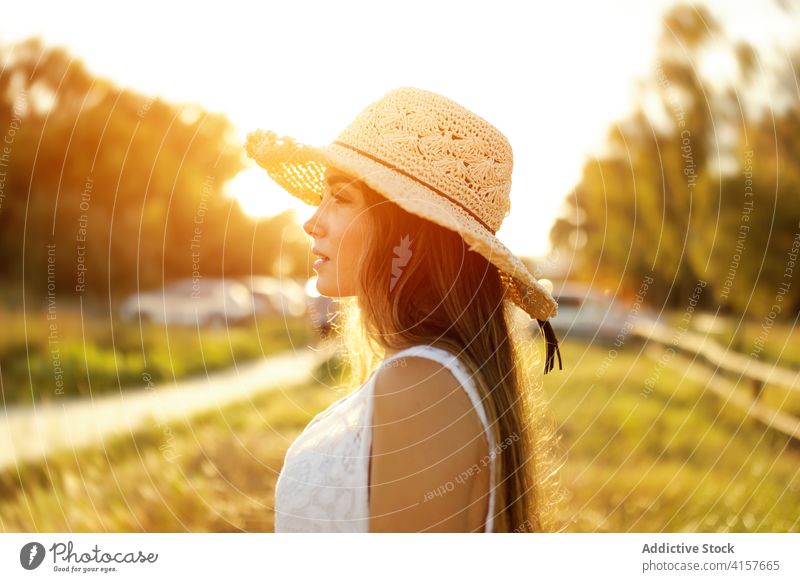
[303,166,373,297]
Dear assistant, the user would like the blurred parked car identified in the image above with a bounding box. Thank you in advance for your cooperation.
[120,278,254,326]
[537,283,630,343]
[240,276,307,318]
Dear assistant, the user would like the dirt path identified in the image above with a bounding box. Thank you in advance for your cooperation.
[0,345,335,470]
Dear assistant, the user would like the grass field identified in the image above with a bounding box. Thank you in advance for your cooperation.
[547,339,800,532]
[0,339,798,532]
[0,304,313,406]
[0,355,347,532]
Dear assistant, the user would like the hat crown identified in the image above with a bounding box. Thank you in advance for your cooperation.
[333,87,513,234]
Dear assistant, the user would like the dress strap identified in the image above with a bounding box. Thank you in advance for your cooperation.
[381,344,497,532]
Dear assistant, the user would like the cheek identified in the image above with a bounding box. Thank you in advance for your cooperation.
[335,212,370,265]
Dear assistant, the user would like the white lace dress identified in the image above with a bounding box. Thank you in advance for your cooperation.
[273,344,497,532]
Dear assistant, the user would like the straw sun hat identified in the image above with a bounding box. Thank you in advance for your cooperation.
[244,87,562,374]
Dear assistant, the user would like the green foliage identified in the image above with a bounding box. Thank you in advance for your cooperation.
[0,38,312,302]
[550,4,800,319]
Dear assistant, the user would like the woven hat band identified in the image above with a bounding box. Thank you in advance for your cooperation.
[332,141,497,235]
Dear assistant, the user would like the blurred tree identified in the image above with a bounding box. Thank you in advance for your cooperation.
[550,3,800,318]
[0,38,311,304]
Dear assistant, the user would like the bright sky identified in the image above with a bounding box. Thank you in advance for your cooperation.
[1,0,796,258]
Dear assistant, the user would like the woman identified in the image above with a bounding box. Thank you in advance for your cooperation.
[245,87,565,533]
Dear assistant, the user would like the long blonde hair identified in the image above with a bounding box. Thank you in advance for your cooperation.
[331,183,567,532]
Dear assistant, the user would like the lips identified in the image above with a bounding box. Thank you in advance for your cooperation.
[312,249,329,260]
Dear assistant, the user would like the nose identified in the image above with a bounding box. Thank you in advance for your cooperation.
[303,205,325,238]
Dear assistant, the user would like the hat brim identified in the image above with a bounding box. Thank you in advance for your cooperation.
[244,129,558,321]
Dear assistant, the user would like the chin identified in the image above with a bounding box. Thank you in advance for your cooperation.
[315,274,354,298]
[315,275,341,298]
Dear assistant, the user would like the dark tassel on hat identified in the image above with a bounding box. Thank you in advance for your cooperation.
[536,319,563,375]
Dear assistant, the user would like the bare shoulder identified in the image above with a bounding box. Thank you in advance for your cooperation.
[369,355,490,532]
[372,355,482,431]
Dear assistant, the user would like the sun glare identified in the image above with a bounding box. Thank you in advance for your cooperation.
[225,166,310,219]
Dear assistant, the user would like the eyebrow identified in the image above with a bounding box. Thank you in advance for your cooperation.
[325,173,364,194]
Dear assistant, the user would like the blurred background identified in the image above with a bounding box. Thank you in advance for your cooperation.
[0,0,799,532]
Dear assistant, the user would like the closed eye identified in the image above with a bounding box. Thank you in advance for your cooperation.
[324,175,359,204]
[325,187,349,204]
